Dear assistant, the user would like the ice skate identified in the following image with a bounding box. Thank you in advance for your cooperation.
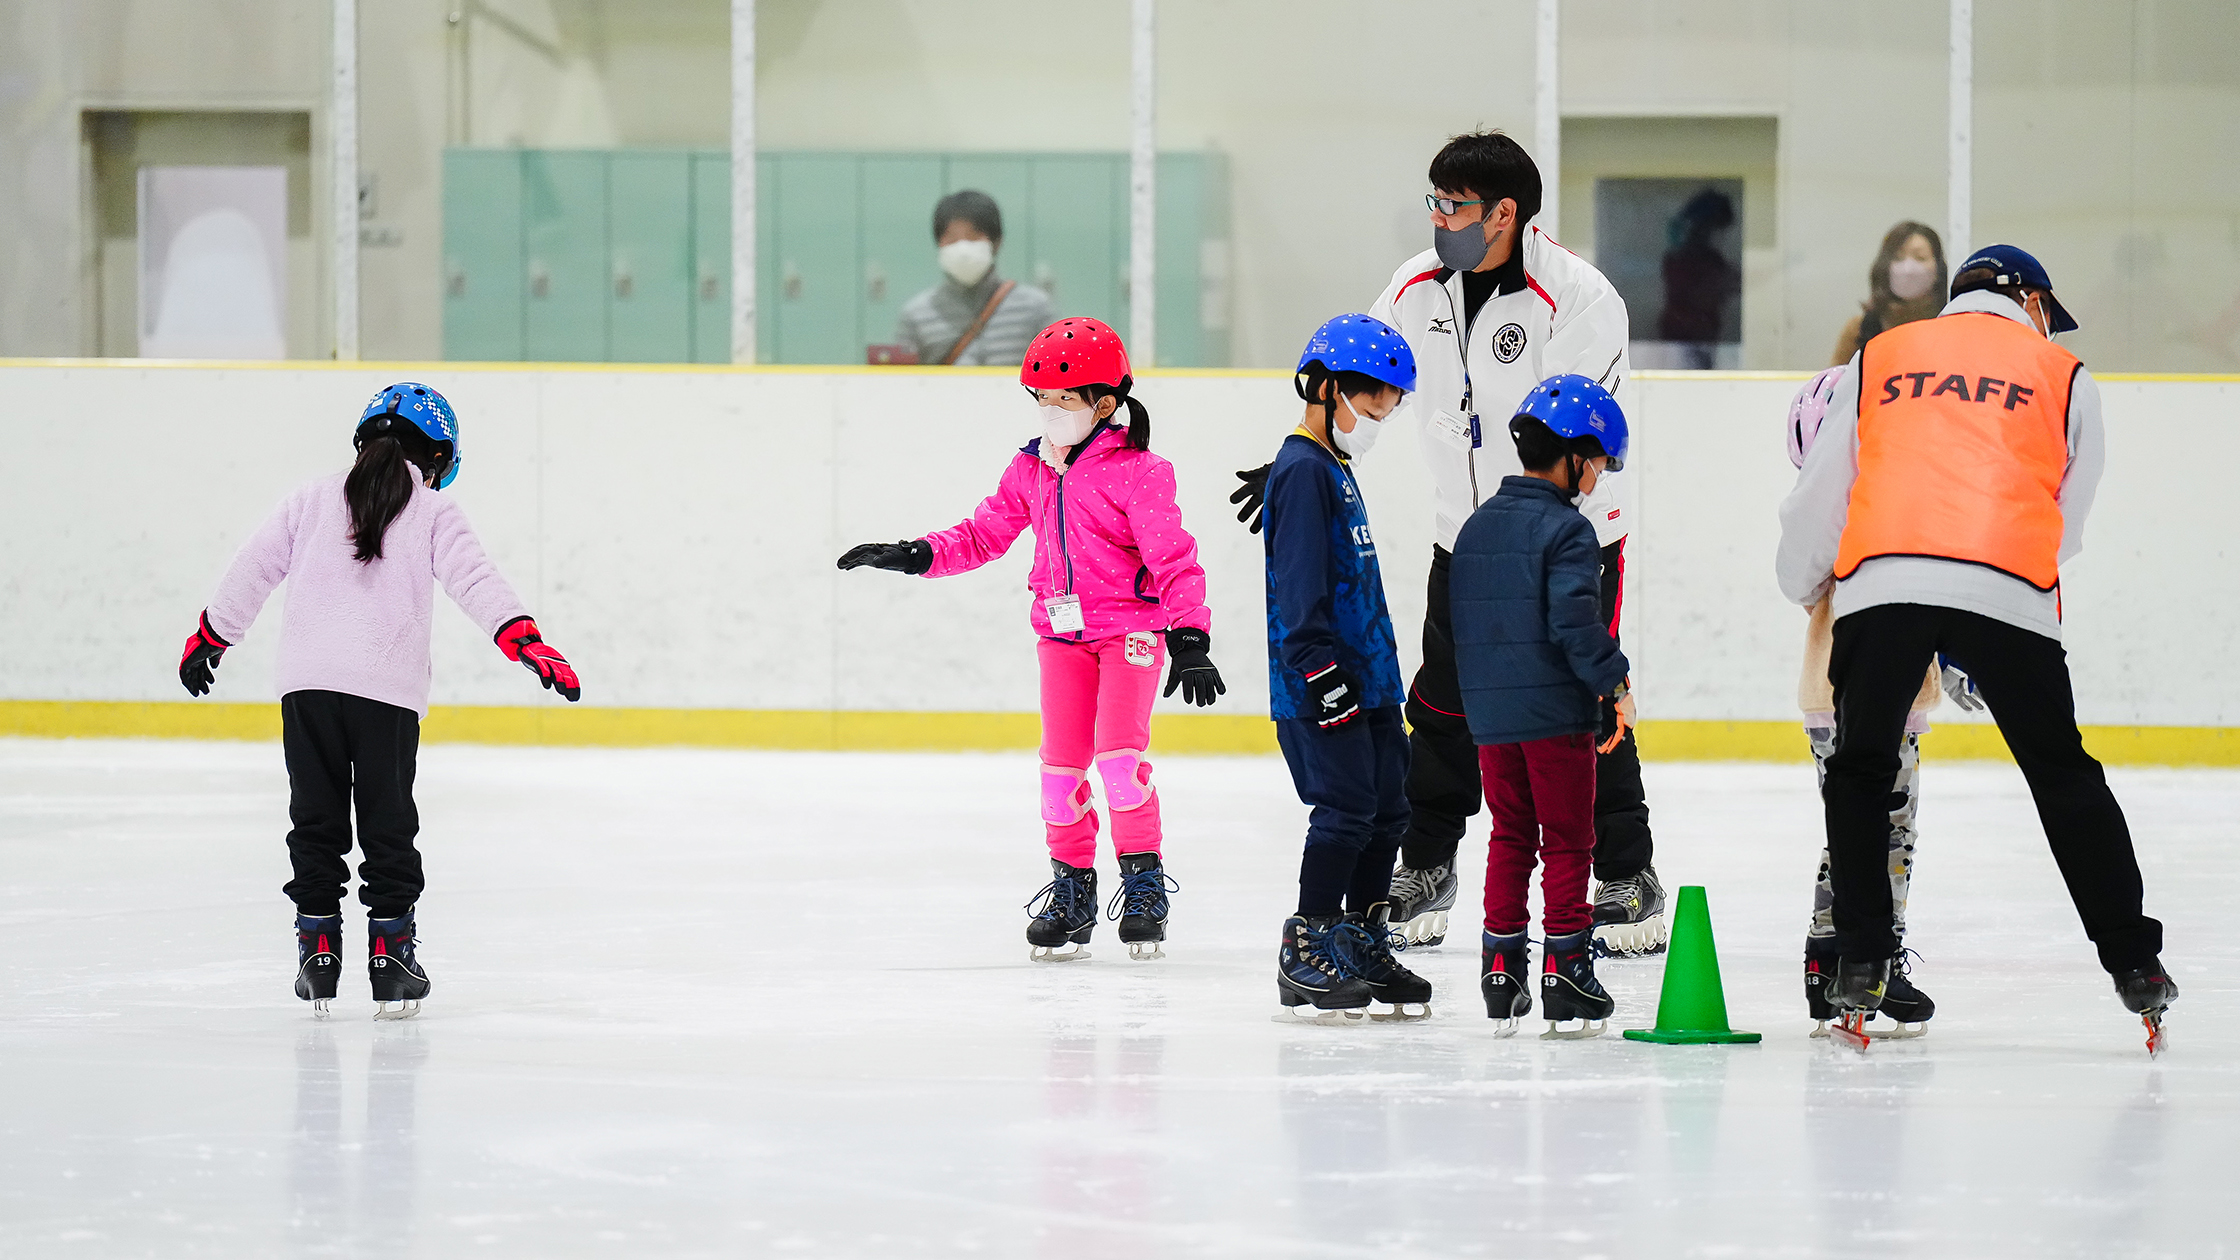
[367,911,429,1021]
[1025,859,1098,961]
[2114,959,2178,1058]
[1826,955,1891,1054]
[294,912,342,1018]
[1807,940,1933,1040]
[1386,860,1456,947]
[1481,931,1532,1037]
[1274,915,1373,1024]
[1106,851,1177,960]
[1540,929,1614,1039]
[1345,904,1433,1020]
[1590,864,1667,957]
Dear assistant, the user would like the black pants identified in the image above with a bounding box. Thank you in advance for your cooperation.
[1825,603,2161,973]
[281,690,424,919]
[1399,544,1653,881]
[1277,706,1410,917]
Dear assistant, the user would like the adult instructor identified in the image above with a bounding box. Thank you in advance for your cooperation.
[1239,131,1665,956]
[1776,245,2178,1047]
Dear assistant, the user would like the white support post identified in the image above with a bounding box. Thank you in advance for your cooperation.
[1128,0,1155,365]
[731,0,757,364]
[1534,0,1560,235]
[1948,0,1972,264]
[331,0,359,360]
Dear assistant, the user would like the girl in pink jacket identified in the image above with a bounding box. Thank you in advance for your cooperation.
[177,383,581,1019]
[839,318,1224,961]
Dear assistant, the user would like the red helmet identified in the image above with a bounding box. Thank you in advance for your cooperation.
[1020,317,1130,391]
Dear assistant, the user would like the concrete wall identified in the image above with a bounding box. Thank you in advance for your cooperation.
[2,362,2232,730]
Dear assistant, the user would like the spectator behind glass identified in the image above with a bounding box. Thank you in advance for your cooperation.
[892,190,1054,367]
[1831,221,1947,365]
[1657,188,1742,369]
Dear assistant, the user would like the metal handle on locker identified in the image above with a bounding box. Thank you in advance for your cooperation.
[782,262,802,301]
[529,262,550,300]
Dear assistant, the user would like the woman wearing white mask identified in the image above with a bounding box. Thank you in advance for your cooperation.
[1830,221,1948,365]
[892,190,1054,367]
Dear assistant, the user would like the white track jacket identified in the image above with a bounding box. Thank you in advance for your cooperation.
[1369,226,1635,551]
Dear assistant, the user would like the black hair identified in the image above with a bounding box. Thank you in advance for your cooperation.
[1294,364,1396,427]
[1078,379,1151,451]
[1428,130,1542,228]
[1509,416,1608,474]
[1950,263,2040,305]
[346,417,449,563]
[932,189,1003,245]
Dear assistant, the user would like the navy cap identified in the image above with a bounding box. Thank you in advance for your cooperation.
[1955,244,2078,333]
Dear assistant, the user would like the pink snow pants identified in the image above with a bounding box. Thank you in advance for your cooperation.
[1037,631,1166,867]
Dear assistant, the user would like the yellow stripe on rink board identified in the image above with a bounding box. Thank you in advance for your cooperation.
[2,702,2236,766]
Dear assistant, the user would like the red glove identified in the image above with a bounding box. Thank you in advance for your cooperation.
[495,616,581,702]
[179,612,230,697]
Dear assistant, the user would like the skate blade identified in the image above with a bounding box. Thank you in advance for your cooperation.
[308,997,331,1020]
[1272,1005,1372,1027]
[1029,944,1091,962]
[1488,1016,1521,1039]
[2144,1012,2169,1058]
[1811,1019,1926,1041]
[1591,916,1669,959]
[1398,909,1449,947]
[1124,941,1166,961]
[1541,1018,1607,1041]
[373,999,420,1021]
[1367,1002,1432,1022]
[1829,1013,1872,1054]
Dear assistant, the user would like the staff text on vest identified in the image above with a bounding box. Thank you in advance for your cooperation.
[1880,372,2037,411]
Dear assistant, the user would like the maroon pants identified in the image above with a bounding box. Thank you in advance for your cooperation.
[1479,733,1599,937]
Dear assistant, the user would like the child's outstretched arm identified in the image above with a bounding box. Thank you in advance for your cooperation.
[182,492,301,696]
[429,499,580,702]
[843,453,1031,578]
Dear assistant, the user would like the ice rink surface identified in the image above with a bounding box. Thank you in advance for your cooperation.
[1,738,2230,1259]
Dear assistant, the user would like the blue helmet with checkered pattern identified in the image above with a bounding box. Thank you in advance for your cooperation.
[1296,313,1417,395]
[356,382,461,489]
[1513,374,1628,471]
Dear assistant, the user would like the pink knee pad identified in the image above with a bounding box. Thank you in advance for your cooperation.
[1094,749,1155,813]
[1041,766,1092,825]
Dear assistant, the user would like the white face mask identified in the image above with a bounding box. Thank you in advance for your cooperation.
[939,238,995,287]
[1887,257,1937,302]
[1332,394,1385,458]
[1039,401,1098,460]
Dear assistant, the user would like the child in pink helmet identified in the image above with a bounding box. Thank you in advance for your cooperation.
[839,317,1224,961]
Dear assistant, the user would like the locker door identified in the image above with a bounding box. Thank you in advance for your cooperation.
[770,153,860,364]
[1155,152,1205,368]
[690,151,729,363]
[756,153,777,365]
[858,155,943,354]
[522,150,608,362]
[944,155,1034,293]
[442,149,523,361]
[1027,153,1120,327]
[609,151,692,363]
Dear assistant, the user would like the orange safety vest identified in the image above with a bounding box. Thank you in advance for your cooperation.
[1835,312,2080,592]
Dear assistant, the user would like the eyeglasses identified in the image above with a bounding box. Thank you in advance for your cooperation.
[1425,194,1487,216]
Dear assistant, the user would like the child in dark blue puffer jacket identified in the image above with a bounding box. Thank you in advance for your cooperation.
[1450,375,1634,1038]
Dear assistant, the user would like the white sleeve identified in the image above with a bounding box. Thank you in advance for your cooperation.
[1776,354,1862,606]
[2057,366,2104,565]
[1543,271,1631,395]
[1366,269,1415,419]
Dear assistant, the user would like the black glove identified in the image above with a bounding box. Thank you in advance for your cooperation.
[836,539,932,575]
[1161,627,1226,707]
[1231,463,1272,534]
[178,611,230,697]
[1304,662,1361,730]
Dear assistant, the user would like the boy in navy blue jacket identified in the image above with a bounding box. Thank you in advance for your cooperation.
[1265,316,1434,1022]
[1451,375,1636,1038]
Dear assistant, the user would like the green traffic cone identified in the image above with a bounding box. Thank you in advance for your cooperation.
[1622,885,1762,1045]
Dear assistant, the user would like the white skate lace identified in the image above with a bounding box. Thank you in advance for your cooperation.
[1389,867,1431,903]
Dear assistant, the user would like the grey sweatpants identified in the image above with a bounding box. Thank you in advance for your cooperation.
[1805,727,1918,941]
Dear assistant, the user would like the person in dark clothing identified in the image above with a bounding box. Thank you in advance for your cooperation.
[1266,315,1434,1022]
[1452,375,1634,1038]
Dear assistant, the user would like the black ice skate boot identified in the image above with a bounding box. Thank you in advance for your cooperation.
[1826,955,1890,1053]
[367,911,430,1021]
[1803,936,1840,1034]
[1107,852,1178,960]
[1591,864,1667,958]
[1276,915,1373,1022]
[294,912,343,1018]
[1025,859,1098,961]
[2113,958,2179,1057]
[1481,930,1532,1036]
[1874,953,1935,1038]
[1386,860,1457,947]
[1341,904,1433,1019]
[1541,929,1615,1039]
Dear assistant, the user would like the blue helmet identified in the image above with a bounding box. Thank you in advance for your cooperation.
[357,382,461,489]
[1296,313,1417,395]
[1512,375,1628,471]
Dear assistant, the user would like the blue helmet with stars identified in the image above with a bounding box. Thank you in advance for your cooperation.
[356,382,461,489]
[1513,374,1628,471]
[1296,313,1417,395]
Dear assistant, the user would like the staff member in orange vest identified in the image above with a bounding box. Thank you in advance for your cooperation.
[1776,245,2178,1054]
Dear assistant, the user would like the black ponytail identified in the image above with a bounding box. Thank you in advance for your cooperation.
[1083,378,1152,451]
[345,435,416,563]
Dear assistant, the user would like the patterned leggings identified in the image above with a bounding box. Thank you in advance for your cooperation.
[1806,727,1919,941]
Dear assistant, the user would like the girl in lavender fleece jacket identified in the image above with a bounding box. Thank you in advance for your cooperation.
[838,318,1224,962]
[177,383,581,1019]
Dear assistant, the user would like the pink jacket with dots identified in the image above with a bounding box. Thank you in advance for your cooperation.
[923,425,1212,642]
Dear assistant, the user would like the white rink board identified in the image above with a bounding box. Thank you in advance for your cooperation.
[1,363,2232,725]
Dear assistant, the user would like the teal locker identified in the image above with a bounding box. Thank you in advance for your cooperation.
[945,156,1034,293]
[1156,152,1229,369]
[690,151,729,363]
[522,151,608,362]
[770,153,859,365]
[757,153,778,364]
[442,150,523,361]
[609,151,693,363]
[858,155,944,353]
[1026,154,1120,328]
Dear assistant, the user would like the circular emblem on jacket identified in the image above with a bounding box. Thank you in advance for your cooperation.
[1493,322,1528,363]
